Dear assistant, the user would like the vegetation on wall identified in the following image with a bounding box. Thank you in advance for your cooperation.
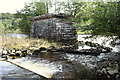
[0,1,119,40]
[15,1,48,34]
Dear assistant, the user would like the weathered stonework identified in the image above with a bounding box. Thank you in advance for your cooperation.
[30,13,77,43]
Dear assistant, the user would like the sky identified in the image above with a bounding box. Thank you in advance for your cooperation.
[0,0,32,13]
[0,0,61,13]
[0,0,63,13]
[0,0,119,13]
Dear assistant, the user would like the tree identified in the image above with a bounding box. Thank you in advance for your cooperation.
[55,2,81,16]
[91,2,120,39]
[15,1,48,34]
[0,13,20,34]
[71,2,120,40]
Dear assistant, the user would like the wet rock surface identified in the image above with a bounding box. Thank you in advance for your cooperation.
[0,61,46,80]
[1,45,120,79]
[63,52,120,79]
[2,51,119,79]
[1,34,120,79]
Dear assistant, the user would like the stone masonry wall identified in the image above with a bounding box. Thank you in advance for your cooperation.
[30,13,77,43]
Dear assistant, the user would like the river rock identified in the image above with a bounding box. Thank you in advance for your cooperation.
[16,50,22,54]
[2,50,8,55]
[39,47,47,51]
[15,53,20,57]
[115,74,120,80]
[21,50,27,57]
[7,53,16,59]
[107,70,118,75]
[29,47,39,50]
[47,46,57,52]
[101,68,107,74]
[1,55,7,59]
[12,49,16,53]
[100,53,105,56]
[40,50,48,53]
[7,50,12,53]
[8,52,16,56]
[32,47,47,55]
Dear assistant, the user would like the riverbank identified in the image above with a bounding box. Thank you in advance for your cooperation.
[1,34,120,79]
[1,36,63,50]
[1,51,120,79]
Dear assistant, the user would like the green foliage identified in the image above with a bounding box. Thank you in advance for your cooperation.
[90,2,120,38]
[55,2,81,16]
[0,1,48,34]
[69,2,120,39]
[0,13,21,34]
[15,1,48,34]
[1,1,119,40]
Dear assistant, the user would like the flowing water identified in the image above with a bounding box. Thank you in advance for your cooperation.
[7,52,97,79]
[5,34,27,38]
[0,60,46,80]
[1,34,120,79]
[6,51,120,79]
[78,34,120,52]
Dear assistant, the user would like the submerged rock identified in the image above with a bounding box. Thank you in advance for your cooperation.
[107,70,118,75]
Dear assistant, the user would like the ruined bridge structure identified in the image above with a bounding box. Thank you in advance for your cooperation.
[30,13,77,44]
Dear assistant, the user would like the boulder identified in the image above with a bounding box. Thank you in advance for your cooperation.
[16,50,22,54]
[1,55,7,59]
[12,49,16,53]
[2,50,8,55]
[15,53,20,57]
[8,52,16,56]
[107,70,118,75]
[21,50,27,57]
[32,47,47,55]
[47,46,57,52]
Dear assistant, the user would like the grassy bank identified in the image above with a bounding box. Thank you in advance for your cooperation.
[2,36,62,50]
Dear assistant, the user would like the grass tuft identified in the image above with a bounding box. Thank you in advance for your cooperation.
[2,36,62,50]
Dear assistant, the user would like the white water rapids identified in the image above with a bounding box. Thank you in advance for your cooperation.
[78,35,120,52]
[8,57,62,78]
[1,34,120,79]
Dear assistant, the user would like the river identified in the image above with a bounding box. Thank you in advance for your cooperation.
[0,60,46,80]
[1,34,120,79]
[77,34,120,52]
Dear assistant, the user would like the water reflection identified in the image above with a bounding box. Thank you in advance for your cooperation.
[0,61,45,79]
[2,34,120,79]
[5,34,27,38]
[7,51,99,79]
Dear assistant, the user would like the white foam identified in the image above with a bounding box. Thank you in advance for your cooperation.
[8,58,59,78]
